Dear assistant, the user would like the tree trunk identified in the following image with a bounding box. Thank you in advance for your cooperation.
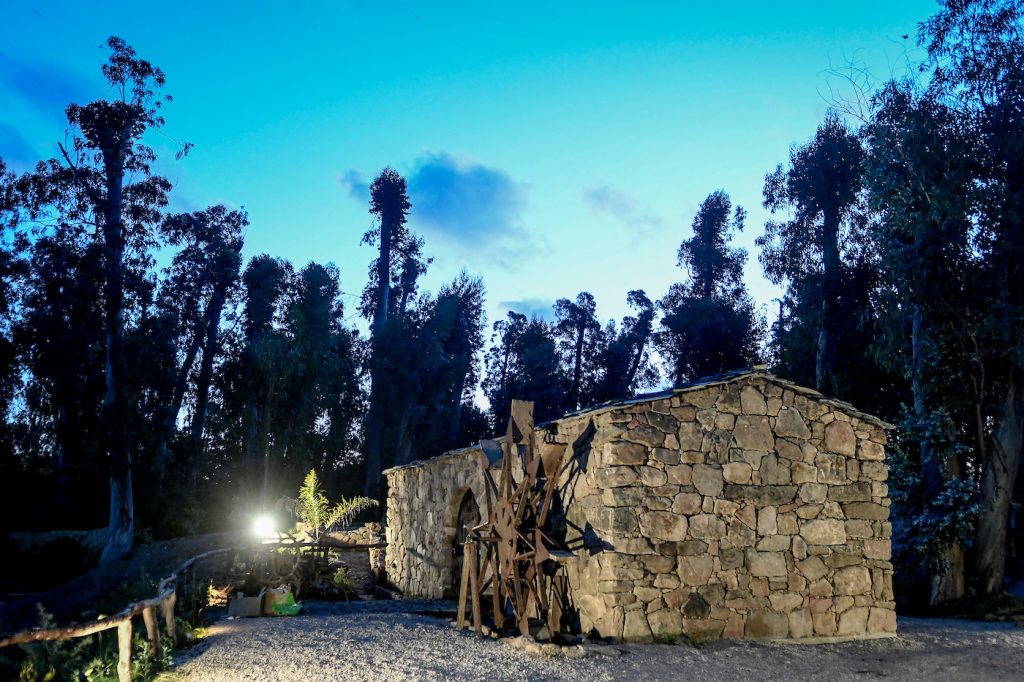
[449,367,466,448]
[816,214,840,394]
[188,269,233,464]
[571,327,585,410]
[156,320,204,479]
[912,305,965,603]
[364,212,393,499]
[974,374,1023,595]
[625,333,649,393]
[100,132,133,564]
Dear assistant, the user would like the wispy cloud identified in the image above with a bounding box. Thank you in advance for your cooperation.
[497,297,554,322]
[337,169,370,203]
[340,152,531,266]
[582,185,663,232]
[0,49,93,117]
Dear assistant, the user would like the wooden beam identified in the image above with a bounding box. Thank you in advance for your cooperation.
[456,543,471,630]
[142,606,159,661]
[116,619,132,682]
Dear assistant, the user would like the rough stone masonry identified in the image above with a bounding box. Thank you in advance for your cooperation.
[384,368,896,642]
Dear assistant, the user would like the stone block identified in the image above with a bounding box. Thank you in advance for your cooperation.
[741,385,768,414]
[602,486,646,507]
[647,411,678,434]
[824,421,856,456]
[744,610,789,639]
[640,466,668,487]
[680,555,714,585]
[858,440,885,461]
[622,609,653,641]
[652,447,681,465]
[760,454,791,485]
[747,550,788,577]
[797,556,828,581]
[843,502,889,520]
[828,482,872,503]
[605,441,646,466]
[594,507,639,534]
[815,453,846,484]
[724,462,753,484]
[775,407,811,439]
[861,461,889,481]
[594,466,639,488]
[683,591,711,617]
[639,511,688,541]
[684,618,726,641]
[800,519,846,545]
[867,607,897,633]
[864,539,892,560]
[788,608,814,637]
[672,492,702,515]
[677,421,704,450]
[625,424,665,448]
[757,506,778,535]
[693,464,724,496]
[648,607,683,638]
[723,484,798,507]
[813,611,837,636]
[834,566,872,595]
[776,439,803,462]
[837,606,869,635]
[689,513,727,540]
[769,592,804,612]
[733,415,774,450]
[666,464,692,484]
[717,384,743,414]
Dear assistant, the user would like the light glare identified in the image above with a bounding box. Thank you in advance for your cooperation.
[252,514,275,539]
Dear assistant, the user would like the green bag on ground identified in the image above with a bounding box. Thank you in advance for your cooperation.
[271,591,302,616]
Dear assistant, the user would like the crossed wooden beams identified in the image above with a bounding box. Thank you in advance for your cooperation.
[457,400,573,638]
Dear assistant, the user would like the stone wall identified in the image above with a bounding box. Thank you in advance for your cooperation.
[384,448,488,598]
[546,375,895,641]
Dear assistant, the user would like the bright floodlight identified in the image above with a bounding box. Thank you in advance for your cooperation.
[252,514,275,539]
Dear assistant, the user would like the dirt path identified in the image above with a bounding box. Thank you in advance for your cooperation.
[168,600,1024,681]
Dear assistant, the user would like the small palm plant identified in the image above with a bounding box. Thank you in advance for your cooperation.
[297,469,378,542]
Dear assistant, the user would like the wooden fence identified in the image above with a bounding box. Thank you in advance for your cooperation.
[0,546,242,682]
[0,538,387,681]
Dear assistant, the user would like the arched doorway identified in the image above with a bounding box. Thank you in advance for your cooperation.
[449,489,481,598]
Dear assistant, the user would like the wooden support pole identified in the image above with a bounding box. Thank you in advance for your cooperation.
[456,542,471,630]
[142,606,159,660]
[468,541,482,636]
[162,591,177,646]
[116,619,132,682]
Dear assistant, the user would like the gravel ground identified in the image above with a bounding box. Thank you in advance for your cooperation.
[168,600,1024,681]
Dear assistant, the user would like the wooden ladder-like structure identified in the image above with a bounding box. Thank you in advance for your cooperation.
[456,400,572,638]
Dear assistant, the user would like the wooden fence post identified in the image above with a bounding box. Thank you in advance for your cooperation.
[116,619,132,682]
[142,606,159,660]
[162,591,177,646]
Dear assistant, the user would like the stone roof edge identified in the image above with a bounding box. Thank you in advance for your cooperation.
[382,444,483,476]
[550,367,895,431]
[383,367,895,475]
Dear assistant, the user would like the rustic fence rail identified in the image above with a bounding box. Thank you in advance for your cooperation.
[0,538,386,681]
[0,546,242,681]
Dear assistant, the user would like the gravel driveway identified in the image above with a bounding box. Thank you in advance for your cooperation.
[168,600,1024,681]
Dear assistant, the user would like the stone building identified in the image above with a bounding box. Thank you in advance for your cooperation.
[383,368,896,641]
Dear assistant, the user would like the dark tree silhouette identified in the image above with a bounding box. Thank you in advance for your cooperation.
[759,115,867,395]
[658,191,762,384]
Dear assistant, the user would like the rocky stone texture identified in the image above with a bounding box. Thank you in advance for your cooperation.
[386,374,896,643]
[384,449,489,599]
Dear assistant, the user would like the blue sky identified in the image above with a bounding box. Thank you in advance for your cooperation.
[1,0,934,341]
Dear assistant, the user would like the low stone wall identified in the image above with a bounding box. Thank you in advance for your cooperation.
[384,449,488,598]
[547,375,895,641]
